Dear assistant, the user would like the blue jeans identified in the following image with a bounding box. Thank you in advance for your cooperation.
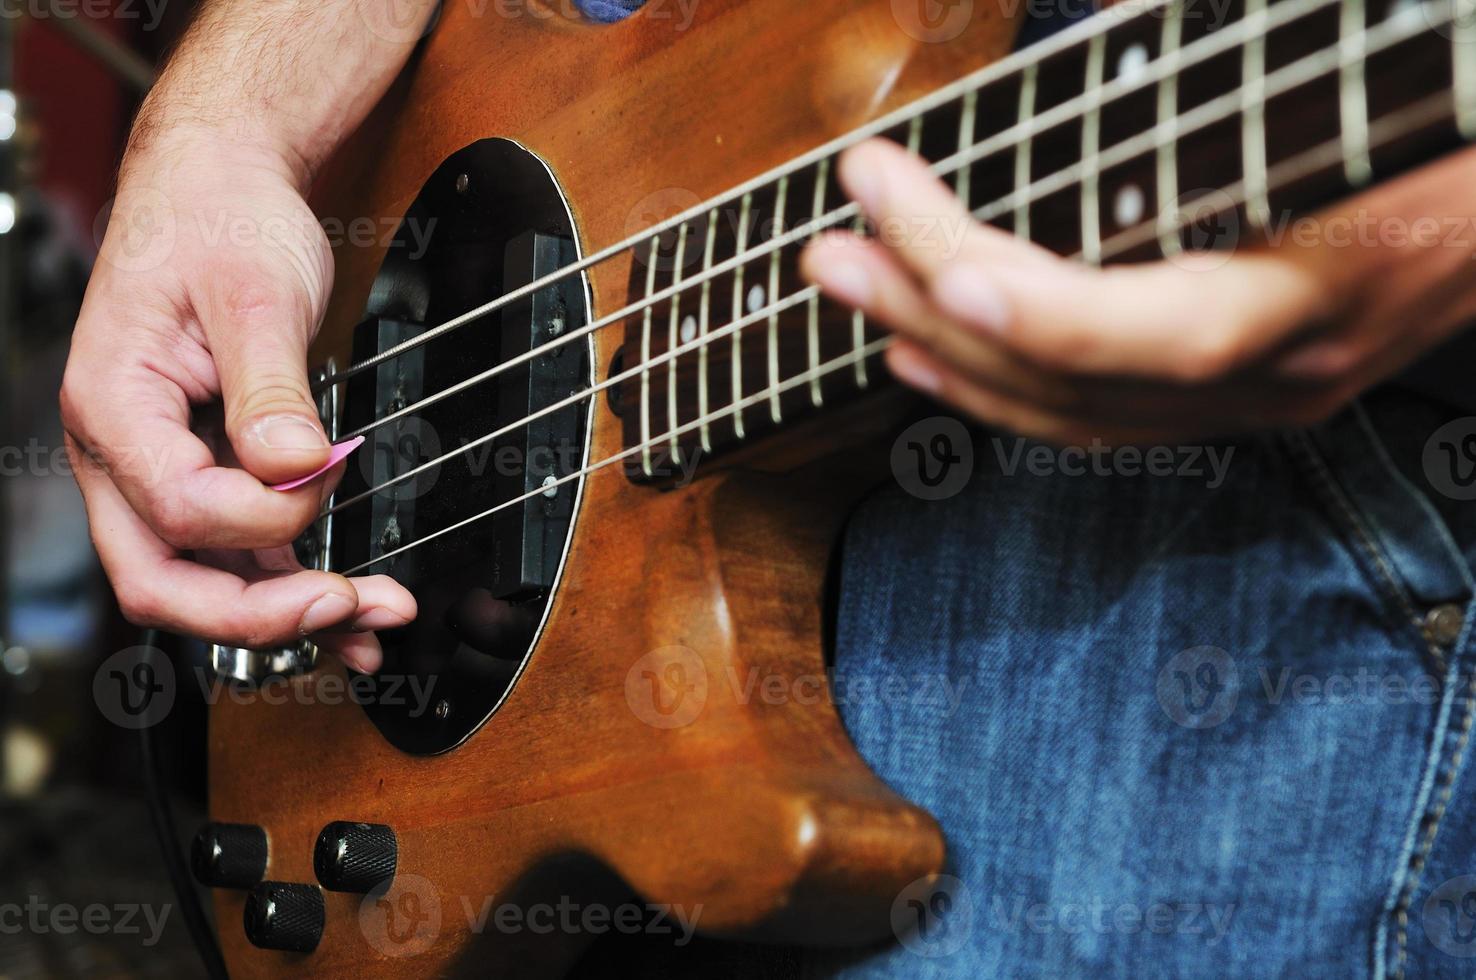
[809,386,1476,978]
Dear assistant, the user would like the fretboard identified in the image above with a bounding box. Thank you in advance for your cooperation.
[613,0,1473,479]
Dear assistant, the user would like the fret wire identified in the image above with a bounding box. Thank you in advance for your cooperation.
[767,177,789,424]
[907,115,925,153]
[1339,0,1374,185]
[956,89,978,206]
[335,0,1343,430]
[1081,33,1108,264]
[1243,0,1272,226]
[807,159,830,407]
[1457,0,1476,136]
[639,238,658,477]
[666,223,690,464]
[1156,0,1185,255]
[1014,63,1039,238]
[732,192,752,440]
[346,335,892,574]
[698,209,718,453]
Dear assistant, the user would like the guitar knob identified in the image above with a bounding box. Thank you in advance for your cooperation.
[244,882,324,953]
[313,821,398,893]
[191,823,267,889]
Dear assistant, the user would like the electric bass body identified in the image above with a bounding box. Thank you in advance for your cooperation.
[209,2,1017,974]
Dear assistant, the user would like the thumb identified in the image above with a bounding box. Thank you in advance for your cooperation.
[207,280,332,487]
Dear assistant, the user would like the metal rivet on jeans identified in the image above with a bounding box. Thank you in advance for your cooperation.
[1424,603,1467,647]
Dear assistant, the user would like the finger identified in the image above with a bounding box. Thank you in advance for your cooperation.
[315,633,384,675]
[201,271,333,486]
[885,340,1194,446]
[801,232,1077,409]
[60,364,325,550]
[961,254,1333,381]
[200,549,416,634]
[72,445,363,647]
[839,139,1334,382]
[836,138,1053,283]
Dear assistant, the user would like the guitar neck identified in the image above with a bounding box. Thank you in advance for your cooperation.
[613,0,1472,480]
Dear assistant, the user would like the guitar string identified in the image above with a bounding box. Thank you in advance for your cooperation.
[316,0,1340,400]
[337,0,1376,445]
[339,90,1458,575]
[324,2,1447,515]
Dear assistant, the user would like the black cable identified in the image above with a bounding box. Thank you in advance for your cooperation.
[138,628,230,980]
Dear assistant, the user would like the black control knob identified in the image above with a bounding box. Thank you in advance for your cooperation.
[313,821,398,893]
[191,823,267,889]
[243,882,324,953]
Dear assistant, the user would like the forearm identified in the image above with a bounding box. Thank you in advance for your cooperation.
[126,0,439,189]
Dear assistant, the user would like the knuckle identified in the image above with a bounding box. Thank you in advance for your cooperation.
[228,375,315,427]
[147,493,200,549]
[114,581,162,627]
[239,623,288,652]
[216,275,296,324]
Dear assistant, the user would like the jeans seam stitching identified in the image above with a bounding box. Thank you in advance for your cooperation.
[1390,667,1476,979]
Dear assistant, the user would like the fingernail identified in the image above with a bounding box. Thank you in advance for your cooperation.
[300,593,356,635]
[815,261,873,308]
[933,264,1011,336]
[254,415,329,452]
[351,607,412,632]
[889,348,943,394]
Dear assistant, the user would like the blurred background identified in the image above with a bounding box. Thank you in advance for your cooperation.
[1,2,210,974]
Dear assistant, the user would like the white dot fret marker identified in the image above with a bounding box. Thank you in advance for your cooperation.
[680,314,698,345]
[1113,184,1145,228]
[1116,43,1149,83]
[747,284,766,315]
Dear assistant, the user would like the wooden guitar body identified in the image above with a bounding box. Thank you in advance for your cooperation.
[209,2,1018,974]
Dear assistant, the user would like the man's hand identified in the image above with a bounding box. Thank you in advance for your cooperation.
[803,139,1476,445]
[61,0,440,673]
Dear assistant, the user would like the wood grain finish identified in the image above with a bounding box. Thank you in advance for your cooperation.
[210,1,1019,974]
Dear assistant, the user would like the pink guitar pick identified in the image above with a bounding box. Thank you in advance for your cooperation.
[270,436,366,491]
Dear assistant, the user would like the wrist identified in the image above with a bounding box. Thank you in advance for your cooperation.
[120,107,311,197]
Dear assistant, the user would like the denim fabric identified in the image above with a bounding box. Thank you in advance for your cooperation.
[573,0,648,23]
[804,387,1476,979]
